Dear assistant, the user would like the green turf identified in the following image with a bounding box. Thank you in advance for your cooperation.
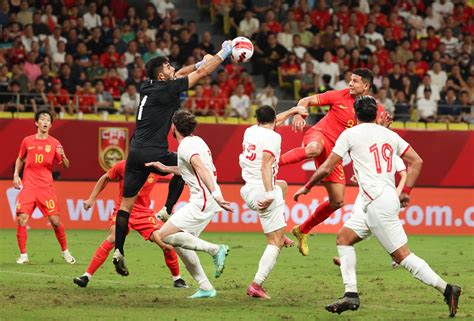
[0,229,472,321]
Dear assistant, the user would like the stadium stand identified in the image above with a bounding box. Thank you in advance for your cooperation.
[0,0,472,128]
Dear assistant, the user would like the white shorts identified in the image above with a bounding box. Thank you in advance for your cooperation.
[240,184,287,234]
[168,202,219,237]
[344,187,407,254]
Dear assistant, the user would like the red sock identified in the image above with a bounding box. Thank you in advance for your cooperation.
[300,200,336,234]
[53,223,68,251]
[163,248,180,278]
[86,240,114,276]
[16,225,27,254]
[279,147,307,166]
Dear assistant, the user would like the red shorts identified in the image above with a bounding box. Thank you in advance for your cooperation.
[302,128,346,184]
[16,187,60,216]
[110,209,162,241]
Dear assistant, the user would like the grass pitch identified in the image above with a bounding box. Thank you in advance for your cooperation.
[0,230,472,321]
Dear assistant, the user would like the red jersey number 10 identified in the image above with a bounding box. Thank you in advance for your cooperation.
[369,143,393,173]
[242,142,256,161]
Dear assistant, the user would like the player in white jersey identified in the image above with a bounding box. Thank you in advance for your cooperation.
[240,105,309,299]
[145,110,233,299]
[294,96,461,317]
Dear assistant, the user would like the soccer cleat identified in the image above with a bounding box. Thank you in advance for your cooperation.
[247,282,271,299]
[112,249,129,276]
[73,275,89,288]
[333,256,341,266]
[212,245,229,278]
[188,288,217,299]
[156,206,170,222]
[291,225,309,256]
[174,278,189,288]
[325,293,360,314]
[282,235,294,248]
[62,251,76,264]
[16,254,29,264]
[444,284,461,317]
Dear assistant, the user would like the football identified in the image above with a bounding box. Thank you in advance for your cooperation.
[231,37,254,63]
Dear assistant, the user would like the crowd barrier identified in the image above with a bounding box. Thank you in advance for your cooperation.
[1,181,472,235]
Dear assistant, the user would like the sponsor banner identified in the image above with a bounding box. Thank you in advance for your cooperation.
[0,120,473,187]
[1,181,472,235]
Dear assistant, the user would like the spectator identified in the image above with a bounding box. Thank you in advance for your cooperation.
[395,39,414,65]
[401,76,416,107]
[265,10,281,34]
[46,26,67,56]
[87,27,104,56]
[239,10,259,39]
[37,64,53,91]
[428,62,448,90]
[317,51,339,88]
[1,81,25,112]
[432,0,454,18]
[292,35,307,60]
[59,63,77,94]
[424,6,442,31]
[208,84,227,116]
[74,80,97,113]
[393,91,411,122]
[281,52,301,83]
[95,80,115,113]
[334,70,351,90]
[52,41,66,69]
[260,33,287,86]
[299,62,317,97]
[144,3,161,29]
[17,1,32,26]
[103,69,125,98]
[229,0,246,38]
[23,51,41,84]
[47,78,73,115]
[307,35,325,62]
[255,85,278,109]
[296,21,313,48]
[186,85,211,116]
[438,88,462,123]
[126,67,144,89]
[440,28,459,57]
[310,0,331,31]
[20,24,38,52]
[41,4,57,32]
[32,12,50,36]
[277,22,293,51]
[230,84,251,119]
[365,22,384,47]
[300,52,318,74]
[124,41,141,65]
[29,78,49,113]
[11,64,29,93]
[416,88,438,122]
[83,2,102,30]
[86,55,106,81]
[120,84,140,118]
[377,88,395,117]
[340,25,359,49]
[417,74,441,102]
[319,25,336,51]
[238,71,256,98]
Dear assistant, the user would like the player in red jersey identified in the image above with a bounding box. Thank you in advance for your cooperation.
[73,160,188,288]
[13,109,75,264]
[279,68,391,256]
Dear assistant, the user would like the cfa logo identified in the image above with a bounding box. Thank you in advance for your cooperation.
[5,188,44,221]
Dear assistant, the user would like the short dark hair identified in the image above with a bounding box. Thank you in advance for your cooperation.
[146,56,169,79]
[255,105,276,124]
[352,68,374,88]
[172,110,197,137]
[354,96,377,122]
[35,108,54,123]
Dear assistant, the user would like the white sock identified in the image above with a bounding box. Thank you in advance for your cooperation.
[83,272,92,279]
[400,253,447,294]
[164,232,219,256]
[20,253,28,258]
[62,249,69,254]
[254,245,280,285]
[337,245,358,293]
[172,275,181,281]
[174,248,213,291]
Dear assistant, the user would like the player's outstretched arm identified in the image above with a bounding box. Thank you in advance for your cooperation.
[275,106,309,127]
[187,41,232,88]
[293,152,342,201]
[190,154,233,212]
[13,157,25,189]
[175,54,213,78]
[83,173,112,210]
[257,151,276,210]
[145,161,181,175]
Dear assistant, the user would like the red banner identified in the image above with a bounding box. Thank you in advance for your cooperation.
[1,181,472,235]
[0,119,473,187]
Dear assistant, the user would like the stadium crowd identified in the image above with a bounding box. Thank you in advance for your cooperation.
[0,0,472,123]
